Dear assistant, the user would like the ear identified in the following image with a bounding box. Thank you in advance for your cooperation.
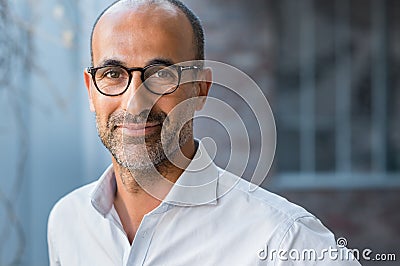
[84,69,95,112]
[195,68,212,111]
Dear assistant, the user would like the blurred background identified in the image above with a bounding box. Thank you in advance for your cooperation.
[0,0,399,265]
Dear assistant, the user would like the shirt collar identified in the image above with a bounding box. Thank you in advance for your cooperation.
[90,164,117,217]
[90,140,219,216]
[163,140,219,207]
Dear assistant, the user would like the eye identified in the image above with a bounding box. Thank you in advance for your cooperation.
[96,66,127,80]
[156,69,174,79]
[104,69,122,79]
[143,65,178,84]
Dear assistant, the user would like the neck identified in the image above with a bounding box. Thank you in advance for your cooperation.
[112,138,196,243]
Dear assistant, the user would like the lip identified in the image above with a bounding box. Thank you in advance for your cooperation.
[118,123,161,136]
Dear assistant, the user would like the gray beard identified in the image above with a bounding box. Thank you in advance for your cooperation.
[96,114,193,172]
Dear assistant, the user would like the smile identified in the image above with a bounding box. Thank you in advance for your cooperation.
[118,123,161,137]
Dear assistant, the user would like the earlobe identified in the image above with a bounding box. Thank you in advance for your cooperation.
[195,68,212,111]
[84,70,96,112]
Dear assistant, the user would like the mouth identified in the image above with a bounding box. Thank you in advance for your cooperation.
[117,122,161,137]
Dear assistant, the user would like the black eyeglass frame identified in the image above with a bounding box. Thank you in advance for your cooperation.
[86,63,199,97]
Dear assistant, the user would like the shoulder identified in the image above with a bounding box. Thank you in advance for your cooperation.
[215,171,360,264]
[217,169,313,221]
[47,181,98,263]
[216,170,338,247]
[48,181,97,227]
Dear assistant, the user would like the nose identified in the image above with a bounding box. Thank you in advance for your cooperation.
[122,72,156,115]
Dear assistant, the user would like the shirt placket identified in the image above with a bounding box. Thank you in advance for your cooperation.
[107,206,132,264]
[126,203,170,266]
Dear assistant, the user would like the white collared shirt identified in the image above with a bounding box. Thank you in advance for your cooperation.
[48,143,361,265]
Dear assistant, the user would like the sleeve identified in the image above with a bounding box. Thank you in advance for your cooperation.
[47,209,61,266]
[259,216,362,265]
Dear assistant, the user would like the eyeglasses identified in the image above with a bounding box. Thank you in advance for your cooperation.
[87,63,199,96]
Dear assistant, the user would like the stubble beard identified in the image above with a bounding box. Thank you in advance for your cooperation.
[96,110,193,189]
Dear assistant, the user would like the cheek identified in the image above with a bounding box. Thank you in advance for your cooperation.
[157,84,198,113]
[92,94,121,118]
[158,97,196,130]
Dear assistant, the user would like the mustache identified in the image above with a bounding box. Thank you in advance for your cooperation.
[108,109,168,128]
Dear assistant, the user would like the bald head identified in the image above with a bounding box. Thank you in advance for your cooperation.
[90,0,204,65]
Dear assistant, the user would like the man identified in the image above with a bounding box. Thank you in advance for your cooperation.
[48,0,361,265]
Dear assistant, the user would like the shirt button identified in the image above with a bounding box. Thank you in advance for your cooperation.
[142,231,147,238]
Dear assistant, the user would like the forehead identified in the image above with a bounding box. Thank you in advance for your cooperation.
[92,2,195,66]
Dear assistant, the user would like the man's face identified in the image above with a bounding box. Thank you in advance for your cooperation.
[84,4,207,170]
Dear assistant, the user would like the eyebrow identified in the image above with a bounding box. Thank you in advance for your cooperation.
[147,58,175,66]
[96,57,175,68]
[97,59,126,68]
